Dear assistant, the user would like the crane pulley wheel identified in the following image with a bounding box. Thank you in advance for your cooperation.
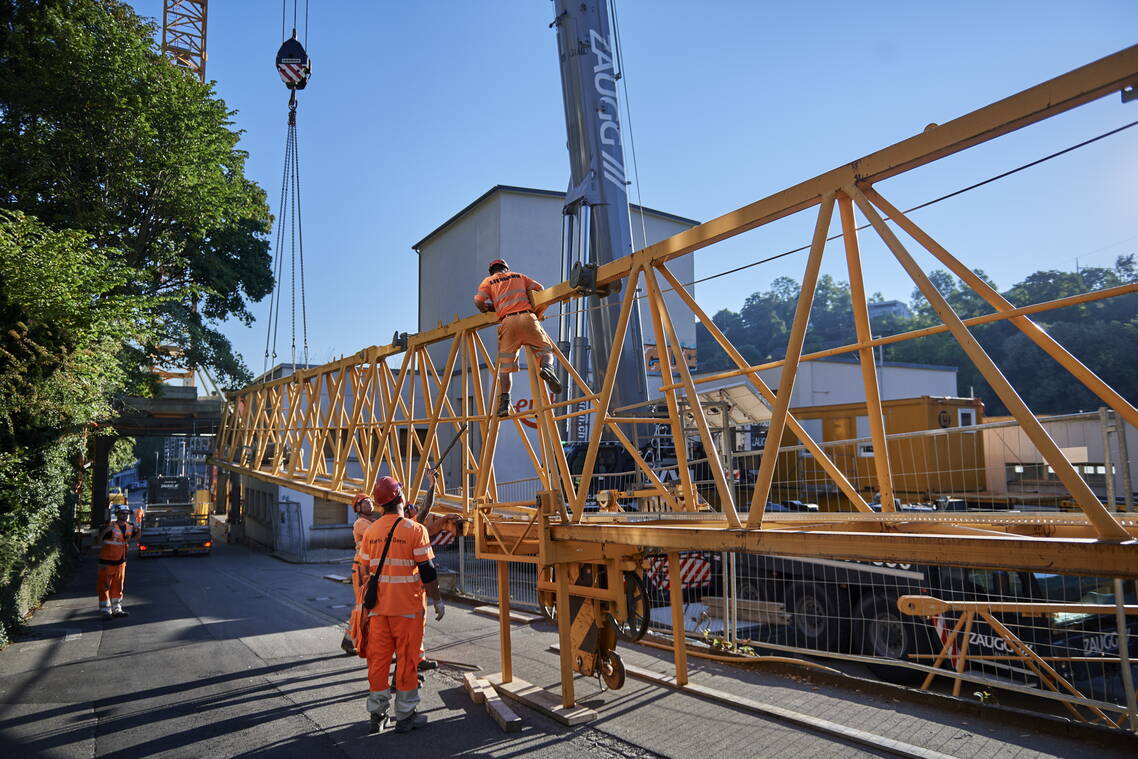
[276,36,311,90]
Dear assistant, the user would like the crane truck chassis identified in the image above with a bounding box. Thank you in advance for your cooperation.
[138,476,212,558]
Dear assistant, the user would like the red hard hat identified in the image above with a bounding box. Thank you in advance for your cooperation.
[372,476,403,506]
[351,493,374,514]
[488,258,509,273]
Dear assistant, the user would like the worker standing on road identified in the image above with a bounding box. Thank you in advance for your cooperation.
[473,259,562,417]
[97,504,139,618]
[358,476,446,734]
[343,493,379,655]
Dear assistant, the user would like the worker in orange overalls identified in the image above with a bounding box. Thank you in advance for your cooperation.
[97,504,139,618]
[342,493,379,655]
[358,476,445,734]
[473,259,562,417]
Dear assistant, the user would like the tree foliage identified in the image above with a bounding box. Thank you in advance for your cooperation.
[0,0,274,642]
[0,0,273,387]
[698,256,1138,417]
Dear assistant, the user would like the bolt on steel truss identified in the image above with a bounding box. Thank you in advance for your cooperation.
[214,45,1138,580]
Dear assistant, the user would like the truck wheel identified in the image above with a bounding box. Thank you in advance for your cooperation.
[786,582,850,652]
[856,592,932,685]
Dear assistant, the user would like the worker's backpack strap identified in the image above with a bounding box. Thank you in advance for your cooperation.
[362,518,403,610]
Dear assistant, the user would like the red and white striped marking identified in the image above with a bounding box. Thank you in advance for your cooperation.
[644,553,713,591]
[277,63,308,86]
[430,531,456,547]
[932,614,959,668]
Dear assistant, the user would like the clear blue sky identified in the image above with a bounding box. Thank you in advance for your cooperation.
[129,1,1137,375]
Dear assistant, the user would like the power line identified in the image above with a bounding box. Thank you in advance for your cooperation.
[542,118,1138,323]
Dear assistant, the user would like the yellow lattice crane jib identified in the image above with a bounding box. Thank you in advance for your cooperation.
[161,0,208,83]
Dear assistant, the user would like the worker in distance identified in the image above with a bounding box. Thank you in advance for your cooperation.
[473,258,562,417]
[96,503,139,618]
[356,476,446,734]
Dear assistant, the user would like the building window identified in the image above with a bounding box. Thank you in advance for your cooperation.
[855,415,873,457]
[313,498,347,525]
[797,418,824,457]
[958,408,976,426]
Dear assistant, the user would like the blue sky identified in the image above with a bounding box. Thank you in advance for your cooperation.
[128,1,1137,374]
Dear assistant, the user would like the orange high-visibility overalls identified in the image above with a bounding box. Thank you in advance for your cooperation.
[97,521,136,608]
[473,271,554,373]
[359,515,433,693]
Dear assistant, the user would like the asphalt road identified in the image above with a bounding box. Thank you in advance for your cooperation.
[1,541,1134,758]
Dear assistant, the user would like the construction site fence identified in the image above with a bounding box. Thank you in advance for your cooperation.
[429,410,1138,732]
[500,408,1135,514]
[432,533,1138,732]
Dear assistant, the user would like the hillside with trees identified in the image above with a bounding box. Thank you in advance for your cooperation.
[696,256,1138,417]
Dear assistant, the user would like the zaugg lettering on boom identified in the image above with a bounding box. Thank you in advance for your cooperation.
[589,28,626,191]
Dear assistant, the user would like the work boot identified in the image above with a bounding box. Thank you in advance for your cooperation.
[496,393,511,418]
[340,635,356,656]
[394,711,427,733]
[539,365,562,394]
[100,607,113,619]
[417,658,438,672]
[111,606,129,618]
[368,712,389,735]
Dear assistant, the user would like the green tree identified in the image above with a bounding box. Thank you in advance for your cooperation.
[696,256,1138,418]
[0,0,273,387]
[0,211,158,642]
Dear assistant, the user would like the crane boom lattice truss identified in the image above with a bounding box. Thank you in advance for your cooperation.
[162,0,208,83]
[214,45,1138,709]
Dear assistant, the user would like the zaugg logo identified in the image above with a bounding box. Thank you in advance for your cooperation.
[588,29,625,191]
[1083,633,1118,656]
[969,631,1013,654]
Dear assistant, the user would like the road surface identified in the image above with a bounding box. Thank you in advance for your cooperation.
[1,541,1133,758]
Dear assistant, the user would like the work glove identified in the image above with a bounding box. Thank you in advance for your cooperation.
[434,599,446,622]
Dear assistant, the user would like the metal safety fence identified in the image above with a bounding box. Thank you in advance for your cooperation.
[434,409,1138,731]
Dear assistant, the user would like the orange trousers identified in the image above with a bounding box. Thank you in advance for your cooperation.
[97,563,126,602]
[366,613,424,693]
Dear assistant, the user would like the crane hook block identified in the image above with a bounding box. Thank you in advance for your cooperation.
[276,37,312,91]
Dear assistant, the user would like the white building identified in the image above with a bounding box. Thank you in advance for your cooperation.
[414,185,701,488]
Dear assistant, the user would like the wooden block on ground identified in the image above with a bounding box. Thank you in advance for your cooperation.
[484,673,597,726]
[473,605,541,624]
[700,595,790,625]
[463,672,490,704]
[483,689,523,732]
[322,573,350,583]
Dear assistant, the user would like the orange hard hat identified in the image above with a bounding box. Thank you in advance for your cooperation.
[351,493,374,514]
[372,476,403,506]
[488,258,509,273]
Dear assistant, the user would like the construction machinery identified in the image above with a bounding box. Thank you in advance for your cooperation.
[138,476,213,558]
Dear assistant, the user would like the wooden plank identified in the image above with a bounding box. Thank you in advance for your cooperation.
[473,605,541,624]
[483,688,523,732]
[700,596,789,625]
[622,661,960,759]
[484,673,597,726]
